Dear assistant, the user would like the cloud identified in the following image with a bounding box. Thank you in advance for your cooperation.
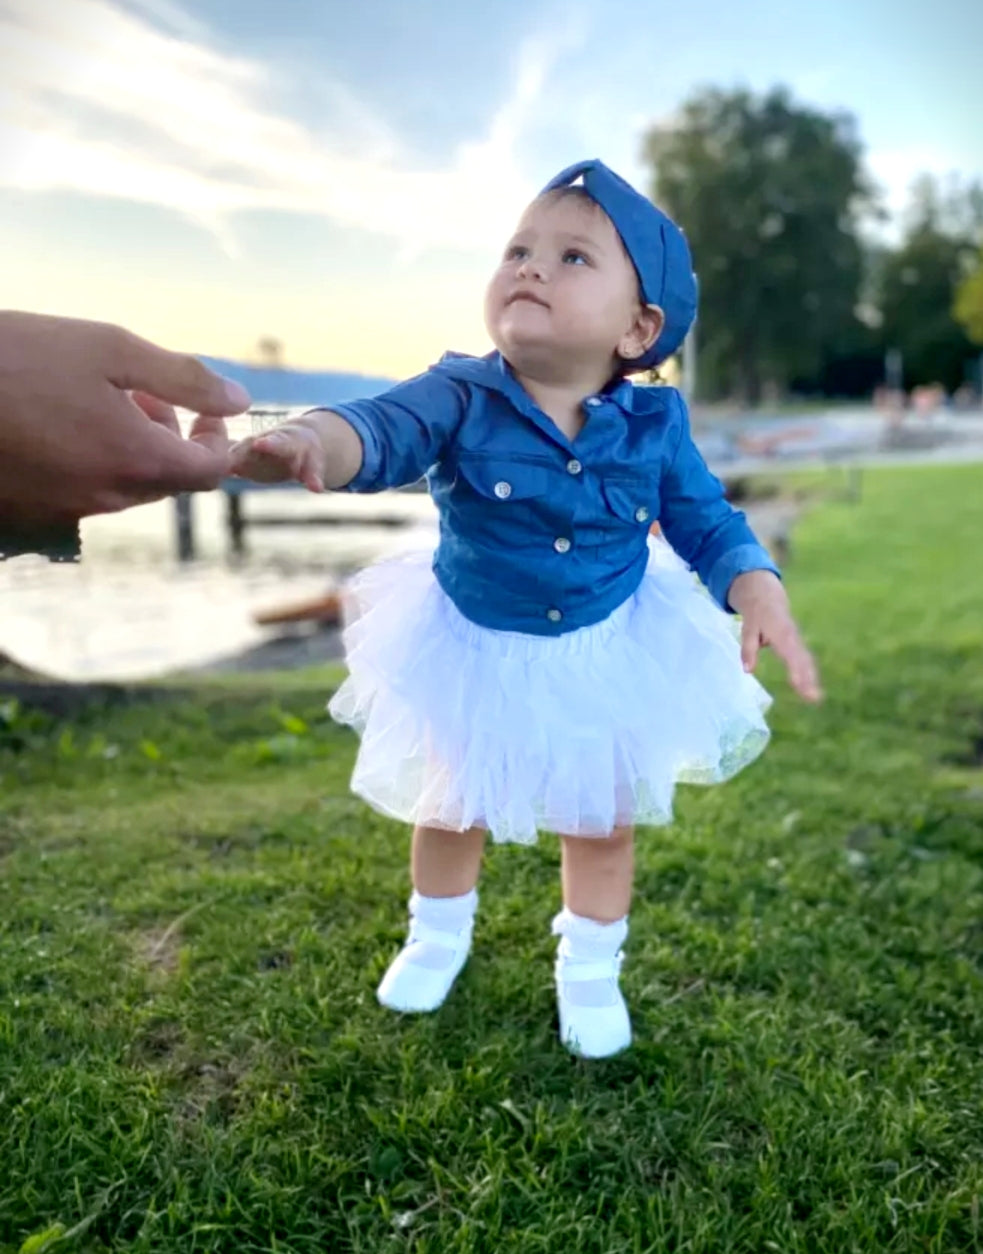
[0,0,579,255]
[866,144,971,233]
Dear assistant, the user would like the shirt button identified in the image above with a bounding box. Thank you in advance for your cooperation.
[566,459,582,475]
[585,397,602,408]
[546,608,563,623]
[635,506,650,523]
[553,537,571,554]
[493,481,512,499]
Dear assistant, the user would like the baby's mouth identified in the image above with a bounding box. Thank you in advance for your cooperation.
[507,292,550,309]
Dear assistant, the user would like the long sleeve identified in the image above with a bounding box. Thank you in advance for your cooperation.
[658,393,780,609]
[330,370,468,492]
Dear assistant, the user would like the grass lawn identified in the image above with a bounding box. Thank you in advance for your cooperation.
[1,464,982,1254]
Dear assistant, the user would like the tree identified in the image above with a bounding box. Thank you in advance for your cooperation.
[954,250,983,346]
[878,177,981,391]
[643,87,877,404]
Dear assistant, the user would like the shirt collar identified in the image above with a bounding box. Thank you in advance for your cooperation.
[433,350,647,419]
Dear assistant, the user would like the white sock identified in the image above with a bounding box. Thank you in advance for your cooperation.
[405,888,478,970]
[552,907,628,1007]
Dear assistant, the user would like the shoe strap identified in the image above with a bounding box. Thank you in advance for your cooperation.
[408,918,471,949]
[556,951,624,983]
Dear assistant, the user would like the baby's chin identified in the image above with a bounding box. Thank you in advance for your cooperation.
[490,329,560,367]
[489,311,558,353]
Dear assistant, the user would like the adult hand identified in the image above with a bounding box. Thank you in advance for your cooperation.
[0,312,252,525]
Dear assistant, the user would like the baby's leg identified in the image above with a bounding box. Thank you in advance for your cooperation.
[377,824,486,1014]
[553,827,634,1058]
[560,826,633,921]
[412,823,486,896]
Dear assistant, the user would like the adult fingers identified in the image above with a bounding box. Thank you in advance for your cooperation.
[130,390,181,436]
[187,413,231,459]
[115,405,232,495]
[101,325,252,416]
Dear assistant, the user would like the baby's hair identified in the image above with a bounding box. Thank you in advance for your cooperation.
[536,184,605,212]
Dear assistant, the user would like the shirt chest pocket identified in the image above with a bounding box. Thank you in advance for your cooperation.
[600,474,659,529]
[456,456,552,502]
[453,456,554,547]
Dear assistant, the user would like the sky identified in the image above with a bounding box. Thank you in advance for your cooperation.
[1,0,981,379]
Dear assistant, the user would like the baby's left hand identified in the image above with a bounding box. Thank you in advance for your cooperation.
[728,570,822,703]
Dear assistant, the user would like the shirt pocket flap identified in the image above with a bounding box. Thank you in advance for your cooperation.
[601,476,658,525]
[457,457,551,501]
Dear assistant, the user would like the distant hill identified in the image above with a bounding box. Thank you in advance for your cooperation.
[200,357,396,407]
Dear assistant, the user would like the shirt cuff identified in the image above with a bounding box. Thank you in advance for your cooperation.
[706,543,781,611]
[306,404,378,492]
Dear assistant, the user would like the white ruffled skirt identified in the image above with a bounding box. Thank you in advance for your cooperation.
[328,538,772,844]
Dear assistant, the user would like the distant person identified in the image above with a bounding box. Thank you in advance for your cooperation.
[230,159,821,1059]
[0,312,250,552]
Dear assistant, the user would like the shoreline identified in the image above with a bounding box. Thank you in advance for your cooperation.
[0,494,803,691]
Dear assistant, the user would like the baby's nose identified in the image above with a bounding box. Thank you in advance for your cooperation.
[516,255,547,281]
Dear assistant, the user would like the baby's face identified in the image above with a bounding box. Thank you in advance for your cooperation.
[484,193,644,377]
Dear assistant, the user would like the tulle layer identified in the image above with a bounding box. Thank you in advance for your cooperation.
[328,540,771,844]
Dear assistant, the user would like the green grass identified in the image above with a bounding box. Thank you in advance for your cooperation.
[2,464,983,1253]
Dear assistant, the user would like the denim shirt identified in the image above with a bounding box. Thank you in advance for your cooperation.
[331,351,778,637]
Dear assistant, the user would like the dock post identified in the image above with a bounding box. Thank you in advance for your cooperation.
[175,493,195,562]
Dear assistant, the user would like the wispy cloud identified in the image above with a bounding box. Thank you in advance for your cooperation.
[0,0,581,255]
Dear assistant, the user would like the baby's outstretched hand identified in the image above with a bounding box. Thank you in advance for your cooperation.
[728,570,822,703]
[229,424,325,493]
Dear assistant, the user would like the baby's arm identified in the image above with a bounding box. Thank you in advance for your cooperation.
[230,371,467,493]
[657,394,779,608]
[658,394,821,703]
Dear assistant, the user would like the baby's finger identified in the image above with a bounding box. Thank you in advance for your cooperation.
[230,441,293,483]
[251,431,308,480]
[773,630,823,703]
[297,445,325,493]
[740,620,761,673]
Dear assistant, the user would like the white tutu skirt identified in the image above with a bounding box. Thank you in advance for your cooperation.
[328,539,772,844]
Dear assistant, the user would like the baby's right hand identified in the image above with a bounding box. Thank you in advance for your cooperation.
[229,424,325,492]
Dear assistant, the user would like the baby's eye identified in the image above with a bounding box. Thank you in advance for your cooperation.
[562,250,589,266]
[504,244,528,261]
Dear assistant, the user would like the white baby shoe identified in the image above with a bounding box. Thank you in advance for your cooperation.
[552,908,632,1059]
[377,889,476,1013]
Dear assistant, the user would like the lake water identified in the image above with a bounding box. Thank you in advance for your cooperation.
[0,411,441,681]
[3,406,980,683]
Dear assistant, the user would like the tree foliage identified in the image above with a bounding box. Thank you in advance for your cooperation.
[643,87,982,401]
[954,250,983,347]
[643,87,875,402]
[879,222,978,390]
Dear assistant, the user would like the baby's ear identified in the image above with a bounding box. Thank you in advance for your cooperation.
[620,304,664,361]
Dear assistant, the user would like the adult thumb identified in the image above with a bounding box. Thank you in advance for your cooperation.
[103,326,252,416]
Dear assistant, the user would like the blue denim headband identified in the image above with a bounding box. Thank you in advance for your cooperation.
[541,159,698,368]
